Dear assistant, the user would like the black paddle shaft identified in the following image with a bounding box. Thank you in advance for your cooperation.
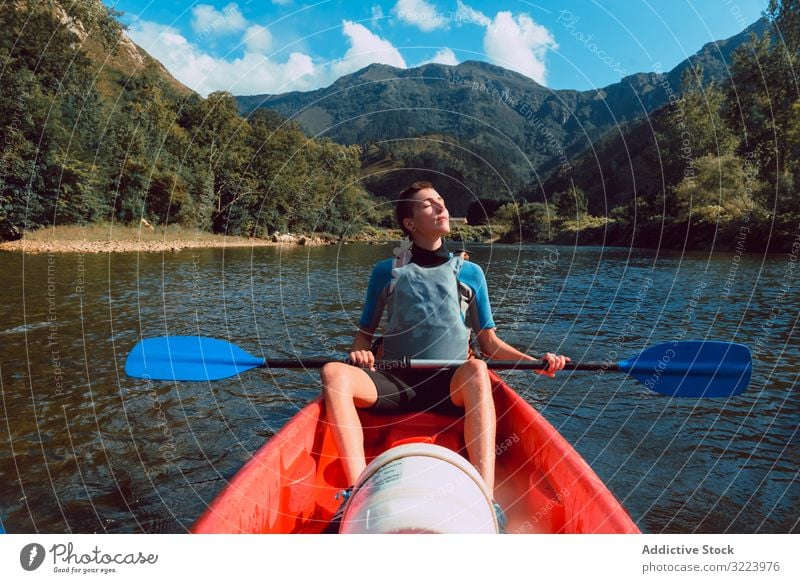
[260,358,620,372]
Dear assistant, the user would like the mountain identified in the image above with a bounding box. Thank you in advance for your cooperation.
[2,0,370,241]
[236,19,767,212]
[55,1,194,104]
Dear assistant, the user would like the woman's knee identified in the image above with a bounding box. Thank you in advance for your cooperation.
[463,358,489,374]
[321,362,353,398]
[451,359,491,405]
[459,359,489,385]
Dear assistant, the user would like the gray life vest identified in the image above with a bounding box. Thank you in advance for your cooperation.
[382,255,469,361]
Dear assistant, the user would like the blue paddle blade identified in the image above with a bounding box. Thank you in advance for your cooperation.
[619,341,752,398]
[125,336,265,381]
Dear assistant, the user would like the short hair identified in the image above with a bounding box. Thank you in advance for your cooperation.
[396,181,433,237]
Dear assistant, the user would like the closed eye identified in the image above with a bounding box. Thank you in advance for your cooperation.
[419,197,445,210]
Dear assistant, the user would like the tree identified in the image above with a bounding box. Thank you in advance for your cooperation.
[674,154,757,223]
[0,2,106,234]
[766,0,800,52]
[653,65,738,214]
[725,13,799,190]
[181,92,254,234]
[553,183,588,221]
[497,202,553,242]
[466,199,504,225]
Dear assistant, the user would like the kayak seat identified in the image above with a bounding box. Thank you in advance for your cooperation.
[359,409,466,461]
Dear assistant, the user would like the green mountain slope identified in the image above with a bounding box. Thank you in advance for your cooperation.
[237,19,767,208]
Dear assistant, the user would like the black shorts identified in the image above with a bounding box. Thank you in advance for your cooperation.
[363,367,464,415]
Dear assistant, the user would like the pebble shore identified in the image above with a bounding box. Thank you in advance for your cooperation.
[0,233,331,254]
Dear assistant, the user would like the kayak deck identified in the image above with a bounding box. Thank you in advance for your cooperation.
[192,373,639,534]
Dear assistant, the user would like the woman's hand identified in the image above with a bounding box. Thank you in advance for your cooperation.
[538,352,570,378]
[348,350,376,370]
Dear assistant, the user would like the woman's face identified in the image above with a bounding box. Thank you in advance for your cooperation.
[405,188,450,238]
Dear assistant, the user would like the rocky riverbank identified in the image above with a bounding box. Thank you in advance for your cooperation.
[0,222,507,254]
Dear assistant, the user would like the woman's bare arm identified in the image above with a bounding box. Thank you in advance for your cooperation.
[476,328,569,377]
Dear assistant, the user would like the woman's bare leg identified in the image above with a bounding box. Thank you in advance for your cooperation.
[320,362,379,485]
[449,359,496,497]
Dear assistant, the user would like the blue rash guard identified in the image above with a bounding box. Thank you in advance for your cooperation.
[358,254,496,334]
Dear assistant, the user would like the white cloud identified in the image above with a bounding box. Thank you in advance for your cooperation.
[392,0,448,32]
[424,47,459,66]
[455,0,490,27]
[128,20,317,96]
[243,24,272,54]
[483,12,557,85]
[371,4,385,28]
[191,3,247,36]
[332,21,407,78]
[206,51,317,96]
[129,21,219,92]
[128,18,411,97]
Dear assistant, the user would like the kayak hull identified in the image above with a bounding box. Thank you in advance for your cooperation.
[192,373,640,534]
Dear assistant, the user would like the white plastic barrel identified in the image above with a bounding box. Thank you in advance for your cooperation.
[339,443,497,534]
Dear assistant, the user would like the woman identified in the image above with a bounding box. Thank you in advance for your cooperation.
[321,181,569,514]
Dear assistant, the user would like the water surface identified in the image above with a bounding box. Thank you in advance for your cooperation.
[0,242,796,533]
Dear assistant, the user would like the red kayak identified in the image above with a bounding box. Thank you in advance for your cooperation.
[192,372,640,534]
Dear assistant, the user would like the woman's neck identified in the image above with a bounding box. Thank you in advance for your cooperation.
[411,235,443,251]
[410,241,449,267]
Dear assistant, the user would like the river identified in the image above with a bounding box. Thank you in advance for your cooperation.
[0,242,797,533]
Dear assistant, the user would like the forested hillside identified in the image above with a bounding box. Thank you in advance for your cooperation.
[0,0,372,241]
[536,0,799,252]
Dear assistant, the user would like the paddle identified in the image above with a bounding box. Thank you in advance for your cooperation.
[125,336,752,398]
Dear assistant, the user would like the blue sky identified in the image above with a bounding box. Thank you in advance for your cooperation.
[106,0,768,97]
